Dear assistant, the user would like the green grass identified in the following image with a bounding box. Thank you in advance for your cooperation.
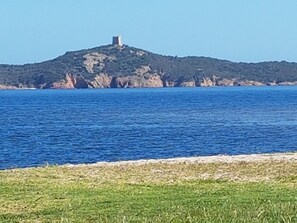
[0,160,296,222]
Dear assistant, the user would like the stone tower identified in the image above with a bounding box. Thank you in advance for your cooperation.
[112,35,123,46]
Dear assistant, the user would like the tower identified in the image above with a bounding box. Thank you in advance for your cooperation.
[112,35,123,46]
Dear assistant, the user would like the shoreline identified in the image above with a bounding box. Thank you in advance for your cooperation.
[65,152,297,168]
[1,84,297,91]
[2,152,296,171]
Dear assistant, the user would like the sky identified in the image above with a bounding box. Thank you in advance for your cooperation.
[0,0,297,64]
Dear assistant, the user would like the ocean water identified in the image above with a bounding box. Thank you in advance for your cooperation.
[0,87,296,169]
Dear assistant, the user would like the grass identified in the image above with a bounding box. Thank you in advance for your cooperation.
[0,159,296,222]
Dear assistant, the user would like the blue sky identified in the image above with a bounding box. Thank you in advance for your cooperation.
[0,0,297,64]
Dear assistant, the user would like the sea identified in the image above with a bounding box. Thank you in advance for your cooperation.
[0,86,296,169]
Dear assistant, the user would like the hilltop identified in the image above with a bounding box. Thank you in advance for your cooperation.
[1,43,297,89]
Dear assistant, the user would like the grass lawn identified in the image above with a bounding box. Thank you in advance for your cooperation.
[0,157,296,222]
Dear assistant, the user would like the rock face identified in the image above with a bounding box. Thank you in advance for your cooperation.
[0,85,17,89]
[111,75,163,88]
[111,66,163,88]
[179,81,196,87]
[236,80,265,86]
[44,73,297,89]
[198,77,217,87]
[216,78,236,86]
[52,74,89,89]
[83,53,115,73]
[278,81,297,86]
[90,74,112,88]
[0,84,36,89]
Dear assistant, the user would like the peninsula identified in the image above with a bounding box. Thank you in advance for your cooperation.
[1,36,297,89]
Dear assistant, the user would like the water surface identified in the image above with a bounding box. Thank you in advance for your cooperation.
[0,87,296,169]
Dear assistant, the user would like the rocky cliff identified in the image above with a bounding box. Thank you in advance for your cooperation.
[1,44,297,89]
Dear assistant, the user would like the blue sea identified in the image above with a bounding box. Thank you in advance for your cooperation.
[0,87,296,169]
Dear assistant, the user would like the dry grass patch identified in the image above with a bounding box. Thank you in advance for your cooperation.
[2,158,296,185]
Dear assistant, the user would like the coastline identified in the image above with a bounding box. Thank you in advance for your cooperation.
[1,84,297,90]
[65,152,297,168]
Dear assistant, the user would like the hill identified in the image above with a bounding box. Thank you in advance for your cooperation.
[1,44,297,89]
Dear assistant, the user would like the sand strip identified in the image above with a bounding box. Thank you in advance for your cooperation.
[65,152,297,168]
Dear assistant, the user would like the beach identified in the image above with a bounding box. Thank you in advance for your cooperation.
[66,152,297,167]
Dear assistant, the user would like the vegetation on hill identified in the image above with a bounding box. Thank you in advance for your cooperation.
[1,44,297,89]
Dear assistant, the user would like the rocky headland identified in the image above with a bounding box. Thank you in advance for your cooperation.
[1,44,297,89]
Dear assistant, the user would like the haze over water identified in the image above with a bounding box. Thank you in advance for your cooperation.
[0,87,296,169]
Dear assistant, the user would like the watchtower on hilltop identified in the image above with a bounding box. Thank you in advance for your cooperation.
[112,35,123,46]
